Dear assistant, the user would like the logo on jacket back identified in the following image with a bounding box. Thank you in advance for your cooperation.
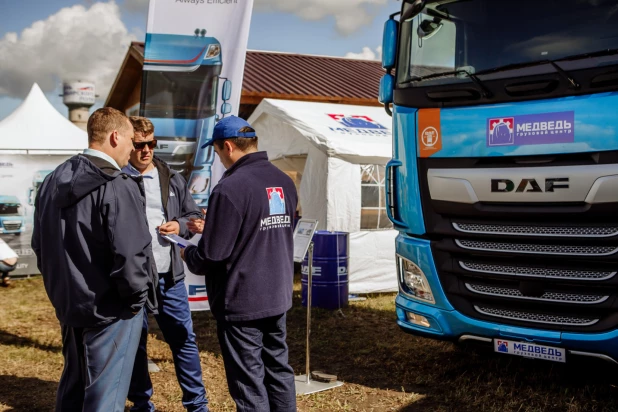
[261,187,291,231]
[266,187,286,215]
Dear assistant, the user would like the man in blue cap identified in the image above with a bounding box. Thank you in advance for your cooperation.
[182,116,298,412]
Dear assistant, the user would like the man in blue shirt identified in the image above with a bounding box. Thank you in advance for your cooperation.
[123,116,208,412]
[182,116,298,412]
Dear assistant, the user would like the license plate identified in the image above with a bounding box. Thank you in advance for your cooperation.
[494,339,566,363]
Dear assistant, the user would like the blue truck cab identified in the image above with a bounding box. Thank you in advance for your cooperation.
[142,31,232,206]
[0,195,25,235]
[380,0,618,364]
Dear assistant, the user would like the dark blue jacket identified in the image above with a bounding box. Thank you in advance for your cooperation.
[124,156,202,282]
[32,155,156,328]
[184,152,298,322]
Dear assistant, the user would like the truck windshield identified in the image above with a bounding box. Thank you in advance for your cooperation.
[0,204,21,216]
[142,65,219,119]
[398,0,618,86]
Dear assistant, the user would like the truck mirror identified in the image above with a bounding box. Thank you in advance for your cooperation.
[221,103,232,115]
[401,0,426,21]
[382,18,399,70]
[379,74,394,105]
[222,80,232,101]
[418,17,443,40]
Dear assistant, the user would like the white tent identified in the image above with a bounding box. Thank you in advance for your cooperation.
[0,83,86,154]
[0,83,87,277]
[248,99,398,294]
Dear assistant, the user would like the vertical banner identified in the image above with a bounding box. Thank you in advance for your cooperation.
[0,156,69,277]
[142,0,254,310]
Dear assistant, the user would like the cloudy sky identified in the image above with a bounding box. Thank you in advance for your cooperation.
[0,0,394,120]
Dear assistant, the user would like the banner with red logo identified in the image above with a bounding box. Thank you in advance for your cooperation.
[143,0,255,311]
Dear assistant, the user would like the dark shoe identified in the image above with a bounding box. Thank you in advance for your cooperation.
[1,275,10,287]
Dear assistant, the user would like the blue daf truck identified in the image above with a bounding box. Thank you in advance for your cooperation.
[141,31,232,207]
[380,0,618,364]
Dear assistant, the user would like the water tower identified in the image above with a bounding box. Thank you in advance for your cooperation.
[61,80,96,131]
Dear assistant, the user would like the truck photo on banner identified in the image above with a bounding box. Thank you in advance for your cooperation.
[0,156,70,277]
[142,0,254,310]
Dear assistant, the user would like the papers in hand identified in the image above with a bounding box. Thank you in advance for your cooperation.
[162,234,190,248]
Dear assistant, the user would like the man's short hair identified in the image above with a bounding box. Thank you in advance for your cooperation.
[214,127,259,152]
[87,107,132,145]
[129,116,155,137]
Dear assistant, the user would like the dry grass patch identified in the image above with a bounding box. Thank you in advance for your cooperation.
[1,277,618,411]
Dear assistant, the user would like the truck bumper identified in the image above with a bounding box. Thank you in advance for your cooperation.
[396,233,618,364]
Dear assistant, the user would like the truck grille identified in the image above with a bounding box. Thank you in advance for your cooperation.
[455,239,618,256]
[459,261,616,281]
[2,222,22,231]
[465,283,608,304]
[474,306,599,326]
[418,154,618,332]
[453,222,618,237]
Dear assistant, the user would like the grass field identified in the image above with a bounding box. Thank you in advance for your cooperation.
[2,277,618,411]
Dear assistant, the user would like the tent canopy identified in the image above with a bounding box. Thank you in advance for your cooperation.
[248,99,392,165]
[249,99,398,294]
[0,83,87,154]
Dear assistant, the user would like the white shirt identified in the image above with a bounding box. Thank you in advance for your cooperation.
[123,163,172,273]
[83,148,120,170]
[0,239,18,261]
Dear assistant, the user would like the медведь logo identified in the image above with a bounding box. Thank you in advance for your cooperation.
[266,187,286,215]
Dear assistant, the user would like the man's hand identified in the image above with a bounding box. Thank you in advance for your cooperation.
[187,209,207,234]
[158,221,180,236]
[187,218,204,234]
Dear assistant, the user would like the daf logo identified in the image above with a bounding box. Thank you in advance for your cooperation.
[491,178,569,193]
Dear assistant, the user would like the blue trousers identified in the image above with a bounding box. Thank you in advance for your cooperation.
[217,313,296,412]
[128,276,208,412]
[56,311,144,412]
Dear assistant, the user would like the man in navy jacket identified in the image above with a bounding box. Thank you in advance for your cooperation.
[122,116,208,412]
[32,107,156,412]
[183,116,298,412]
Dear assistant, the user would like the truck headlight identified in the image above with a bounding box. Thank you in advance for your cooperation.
[398,255,435,304]
[205,44,220,58]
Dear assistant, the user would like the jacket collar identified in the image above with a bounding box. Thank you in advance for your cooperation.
[153,156,172,211]
[223,151,269,178]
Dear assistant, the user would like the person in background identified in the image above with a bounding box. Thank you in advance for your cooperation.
[182,116,298,412]
[31,107,156,412]
[0,238,17,287]
[122,116,209,412]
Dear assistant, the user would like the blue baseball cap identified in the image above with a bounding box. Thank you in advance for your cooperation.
[201,115,256,148]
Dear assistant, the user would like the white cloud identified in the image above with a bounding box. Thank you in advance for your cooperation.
[345,45,382,61]
[0,2,136,101]
[122,0,150,14]
[255,0,388,35]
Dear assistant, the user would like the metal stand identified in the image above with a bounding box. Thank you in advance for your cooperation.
[295,242,343,395]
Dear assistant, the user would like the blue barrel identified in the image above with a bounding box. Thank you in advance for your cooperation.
[301,231,349,310]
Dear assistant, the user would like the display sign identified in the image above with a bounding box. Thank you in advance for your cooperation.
[293,219,319,263]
